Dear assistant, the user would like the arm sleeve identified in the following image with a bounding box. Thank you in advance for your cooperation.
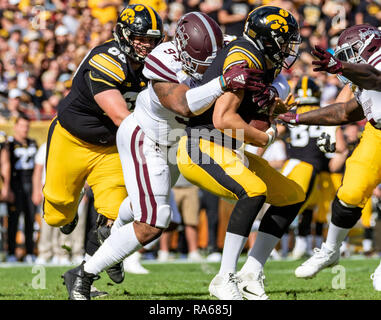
[185,77,224,115]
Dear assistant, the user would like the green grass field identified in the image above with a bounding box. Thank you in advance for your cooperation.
[0,257,380,300]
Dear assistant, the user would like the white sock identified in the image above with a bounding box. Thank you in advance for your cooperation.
[219,232,247,275]
[241,231,280,274]
[111,197,134,234]
[325,222,350,252]
[84,222,142,275]
[84,253,92,262]
[363,239,372,252]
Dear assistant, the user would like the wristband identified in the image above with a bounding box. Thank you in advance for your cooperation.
[295,114,299,123]
[219,75,227,90]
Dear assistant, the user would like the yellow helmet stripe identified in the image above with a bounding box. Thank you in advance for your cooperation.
[144,5,157,30]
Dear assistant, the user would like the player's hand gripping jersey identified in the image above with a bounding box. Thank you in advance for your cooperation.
[57,39,147,146]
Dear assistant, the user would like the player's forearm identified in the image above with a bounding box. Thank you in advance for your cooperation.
[341,62,381,90]
[153,77,224,117]
[297,103,348,125]
[94,89,131,126]
[214,112,269,147]
[297,99,363,125]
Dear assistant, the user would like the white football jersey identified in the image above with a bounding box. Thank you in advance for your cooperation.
[352,47,381,128]
[134,41,194,146]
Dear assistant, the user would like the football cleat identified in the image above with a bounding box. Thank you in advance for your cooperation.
[237,270,269,300]
[90,285,108,298]
[60,213,78,235]
[370,262,381,291]
[62,261,100,300]
[209,273,243,300]
[295,243,340,278]
[97,224,125,283]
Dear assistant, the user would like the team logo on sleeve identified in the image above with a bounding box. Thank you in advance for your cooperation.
[265,9,289,33]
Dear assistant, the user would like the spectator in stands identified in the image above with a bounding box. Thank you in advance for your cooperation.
[88,0,122,25]
[172,174,203,262]
[200,189,221,262]
[6,114,38,263]
[217,0,253,36]
[34,142,86,265]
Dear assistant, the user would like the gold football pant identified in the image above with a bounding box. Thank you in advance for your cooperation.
[337,123,381,208]
[281,159,319,214]
[43,118,126,227]
[177,136,305,206]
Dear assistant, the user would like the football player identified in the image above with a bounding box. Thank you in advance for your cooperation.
[176,6,306,300]
[278,76,337,259]
[278,24,381,292]
[0,130,12,203]
[62,11,262,300]
[43,4,164,284]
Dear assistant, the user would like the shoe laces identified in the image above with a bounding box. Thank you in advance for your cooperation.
[302,247,330,265]
[227,273,242,300]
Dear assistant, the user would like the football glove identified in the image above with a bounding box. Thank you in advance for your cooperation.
[277,111,299,124]
[220,61,263,91]
[251,83,278,113]
[311,45,343,74]
[317,132,336,153]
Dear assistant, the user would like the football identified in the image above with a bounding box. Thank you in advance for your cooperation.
[248,112,271,132]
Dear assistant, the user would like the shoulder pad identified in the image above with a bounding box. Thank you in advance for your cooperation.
[143,42,181,83]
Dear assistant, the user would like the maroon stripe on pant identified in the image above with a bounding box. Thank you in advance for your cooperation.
[130,126,148,223]
[137,130,158,227]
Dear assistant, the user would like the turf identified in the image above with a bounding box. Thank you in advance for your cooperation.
[0,257,380,300]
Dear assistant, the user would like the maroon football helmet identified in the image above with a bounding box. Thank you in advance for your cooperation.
[175,12,223,80]
[335,24,381,64]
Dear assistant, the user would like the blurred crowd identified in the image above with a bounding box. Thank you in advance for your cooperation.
[1,0,381,123]
[1,0,381,266]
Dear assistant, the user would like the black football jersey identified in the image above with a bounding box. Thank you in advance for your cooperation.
[58,39,148,146]
[7,136,38,181]
[284,106,330,172]
[187,37,280,146]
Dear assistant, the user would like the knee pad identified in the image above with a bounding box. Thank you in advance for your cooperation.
[331,196,362,229]
[259,201,303,238]
[156,204,172,229]
[298,210,313,236]
[227,195,266,237]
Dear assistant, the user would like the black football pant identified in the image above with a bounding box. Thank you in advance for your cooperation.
[7,180,36,256]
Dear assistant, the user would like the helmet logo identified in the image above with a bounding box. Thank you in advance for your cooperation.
[120,8,135,24]
[265,9,289,33]
[176,24,189,49]
[358,27,381,41]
